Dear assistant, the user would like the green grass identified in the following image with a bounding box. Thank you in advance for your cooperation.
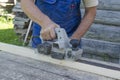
[0,15,23,46]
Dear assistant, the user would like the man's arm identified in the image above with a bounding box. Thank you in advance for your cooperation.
[21,0,59,40]
[71,6,97,40]
[21,0,51,28]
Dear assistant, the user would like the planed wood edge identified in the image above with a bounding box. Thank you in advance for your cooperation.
[0,42,120,79]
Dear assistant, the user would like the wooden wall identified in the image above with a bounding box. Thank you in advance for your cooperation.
[81,0,120,63]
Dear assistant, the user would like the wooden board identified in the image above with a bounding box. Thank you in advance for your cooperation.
[0,51,115,80]
[84,24,120,43]
[81,38,120,58]
[81,9,120,26]
[0,42,120,79]
[81,0,120,11]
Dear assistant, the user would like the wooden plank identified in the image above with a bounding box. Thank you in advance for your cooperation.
[81,0,120,11]
[95,10,120,26]
[13,2,21,8]
[14,17,29,22]
[12,3,24,12]
[14,29,27,34]
[14,12,28,18]
[82,38,120,58]
[14,25,25,29]
[81,9,120,26]
[13,21,25,26]
[0,42,120,79]
[12,8,23,12]
[84,24,120,42]
[0,51,115,80]
[98,0,120,11]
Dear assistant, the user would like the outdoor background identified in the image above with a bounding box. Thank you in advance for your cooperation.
[0,0,22,45]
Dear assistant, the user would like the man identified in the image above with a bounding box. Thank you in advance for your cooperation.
[21,0,98,48]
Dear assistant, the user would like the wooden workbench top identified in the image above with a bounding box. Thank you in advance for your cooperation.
[0,51,114,80]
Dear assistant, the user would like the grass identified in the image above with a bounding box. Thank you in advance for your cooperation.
[0,14,23,46]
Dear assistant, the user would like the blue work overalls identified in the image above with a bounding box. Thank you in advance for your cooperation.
[32,0,82,48]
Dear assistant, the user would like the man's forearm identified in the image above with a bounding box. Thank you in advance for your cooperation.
[21,0,52,28]
[71,7,97,40]
[21,0,60,40]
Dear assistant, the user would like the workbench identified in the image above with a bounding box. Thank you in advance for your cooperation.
[0,42,119,80]
[0,51,115,80]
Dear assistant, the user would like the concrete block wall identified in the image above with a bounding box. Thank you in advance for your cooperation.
[81,0,120,64]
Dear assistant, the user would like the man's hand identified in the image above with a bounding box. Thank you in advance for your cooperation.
[41,23,60,40]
